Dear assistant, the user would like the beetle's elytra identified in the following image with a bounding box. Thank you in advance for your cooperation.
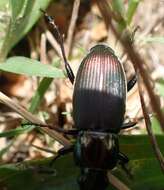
[41,10,137,190]
[73,44,126,133]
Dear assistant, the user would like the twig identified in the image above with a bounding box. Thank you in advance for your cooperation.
[66,0,81,57]
[122,37,164,132]
[138,79,164,173]
[28,36,39,60]
[0,91,71,147]
[31,144,56,155]
[107,172,130,190]
[40,33,47,64]
[95,0,112,28]
[45,30,62,58]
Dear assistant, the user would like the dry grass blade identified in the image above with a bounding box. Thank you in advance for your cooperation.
[138,79,164,173]
[32,144,56,155]
[40,33,47,64]
[95,0,113,28]
[0,91,71,147]
[45,30,62,58]
[66,0,81,57]
[120,37,164,132]
[107,172,130,190]
[110,26,164,133]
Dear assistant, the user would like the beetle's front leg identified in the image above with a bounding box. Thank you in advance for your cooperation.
[49,145,74,166]
[118,152,133,179]
[127,74,137,92]
[22,123,79,136]
[121,121,137,130]
[40,9,75,84]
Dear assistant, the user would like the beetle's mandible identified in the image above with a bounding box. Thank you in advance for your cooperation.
[41,9,137,190]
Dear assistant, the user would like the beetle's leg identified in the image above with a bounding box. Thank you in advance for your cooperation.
[127,74,137,92]
[49,145,74,166]
[118,152,129,164]
[38,123,79,135]
[121,121,137,130]
[22,122,79,136]
[118,152,133,179]
[22,163,57,176]
[23,146,74,175]
[40,9,75,84]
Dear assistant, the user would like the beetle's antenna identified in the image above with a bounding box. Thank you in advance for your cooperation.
[40,9,75,84]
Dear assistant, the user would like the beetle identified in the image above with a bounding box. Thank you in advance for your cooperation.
[41,10,137,190]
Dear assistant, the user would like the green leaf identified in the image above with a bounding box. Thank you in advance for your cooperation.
[0,141,14,157]
[0,135,163,190]
[112,0,125,15]
[156,79,164,97]
[0,0,7,8]
[0,125,35,138]
[140,36,164,44]
[126,0,140,24]
[28,59,61,113]
[0,56,65,78]
[29,77,54,113]
[61,112,71,116]
[111,0,127,31]
[151,116,163,135]
[0,1,10,51]
[0,0,52,61]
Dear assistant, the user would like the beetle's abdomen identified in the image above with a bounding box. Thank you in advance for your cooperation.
[73,44,126,133]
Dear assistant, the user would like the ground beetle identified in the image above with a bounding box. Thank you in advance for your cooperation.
[41,10,137,190]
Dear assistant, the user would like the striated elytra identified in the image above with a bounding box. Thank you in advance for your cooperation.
[73,44,127,133]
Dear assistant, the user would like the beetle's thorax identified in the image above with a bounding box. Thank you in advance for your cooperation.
[74,131,119,170]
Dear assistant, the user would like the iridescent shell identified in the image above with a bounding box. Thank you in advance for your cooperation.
[73,44,126,133]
